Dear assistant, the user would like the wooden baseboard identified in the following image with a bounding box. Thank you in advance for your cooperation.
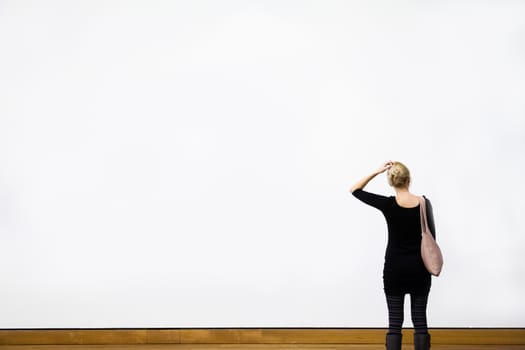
[0,329,524,345]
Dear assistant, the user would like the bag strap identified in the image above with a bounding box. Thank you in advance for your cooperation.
[418,196,430,234]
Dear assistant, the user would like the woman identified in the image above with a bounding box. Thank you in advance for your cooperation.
[350,161,435,350]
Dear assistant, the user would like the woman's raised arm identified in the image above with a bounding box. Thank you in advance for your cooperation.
[349,160,393,193]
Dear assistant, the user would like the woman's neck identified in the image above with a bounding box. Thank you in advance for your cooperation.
[394,187,411,196]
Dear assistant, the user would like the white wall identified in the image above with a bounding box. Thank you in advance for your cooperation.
[1,0,524,328]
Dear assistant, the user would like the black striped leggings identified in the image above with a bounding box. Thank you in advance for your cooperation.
[385,293,429,334]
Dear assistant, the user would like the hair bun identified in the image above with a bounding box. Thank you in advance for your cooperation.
[387,161,411,188]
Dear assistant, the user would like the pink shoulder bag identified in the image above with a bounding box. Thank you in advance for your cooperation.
[418,196,443,277]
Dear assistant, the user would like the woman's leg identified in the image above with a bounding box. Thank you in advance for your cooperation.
[385,294,405,334]
[410,293,429,334]
[411,293,431,349]
[385,294,404,349]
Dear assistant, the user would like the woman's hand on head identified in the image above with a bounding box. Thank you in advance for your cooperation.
[376,160,394,174]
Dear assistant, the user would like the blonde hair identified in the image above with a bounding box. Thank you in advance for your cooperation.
[387,161,411,188]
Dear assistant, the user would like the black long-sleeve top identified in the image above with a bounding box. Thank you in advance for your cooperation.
[352,189,435,295]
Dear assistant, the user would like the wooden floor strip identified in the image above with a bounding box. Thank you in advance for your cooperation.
[1,329,524,346]
[1,345,525,350]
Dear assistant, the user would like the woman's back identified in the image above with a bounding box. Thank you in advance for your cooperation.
[352,188,431,295]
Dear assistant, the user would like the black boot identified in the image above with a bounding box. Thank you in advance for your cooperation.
[386,333,402,350]
[414,333,431,350]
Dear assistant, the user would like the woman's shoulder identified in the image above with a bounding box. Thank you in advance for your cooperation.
[352,189,392,210]
[352,188,390,199]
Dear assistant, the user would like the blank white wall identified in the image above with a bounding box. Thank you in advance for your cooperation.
[1,0,524,328]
